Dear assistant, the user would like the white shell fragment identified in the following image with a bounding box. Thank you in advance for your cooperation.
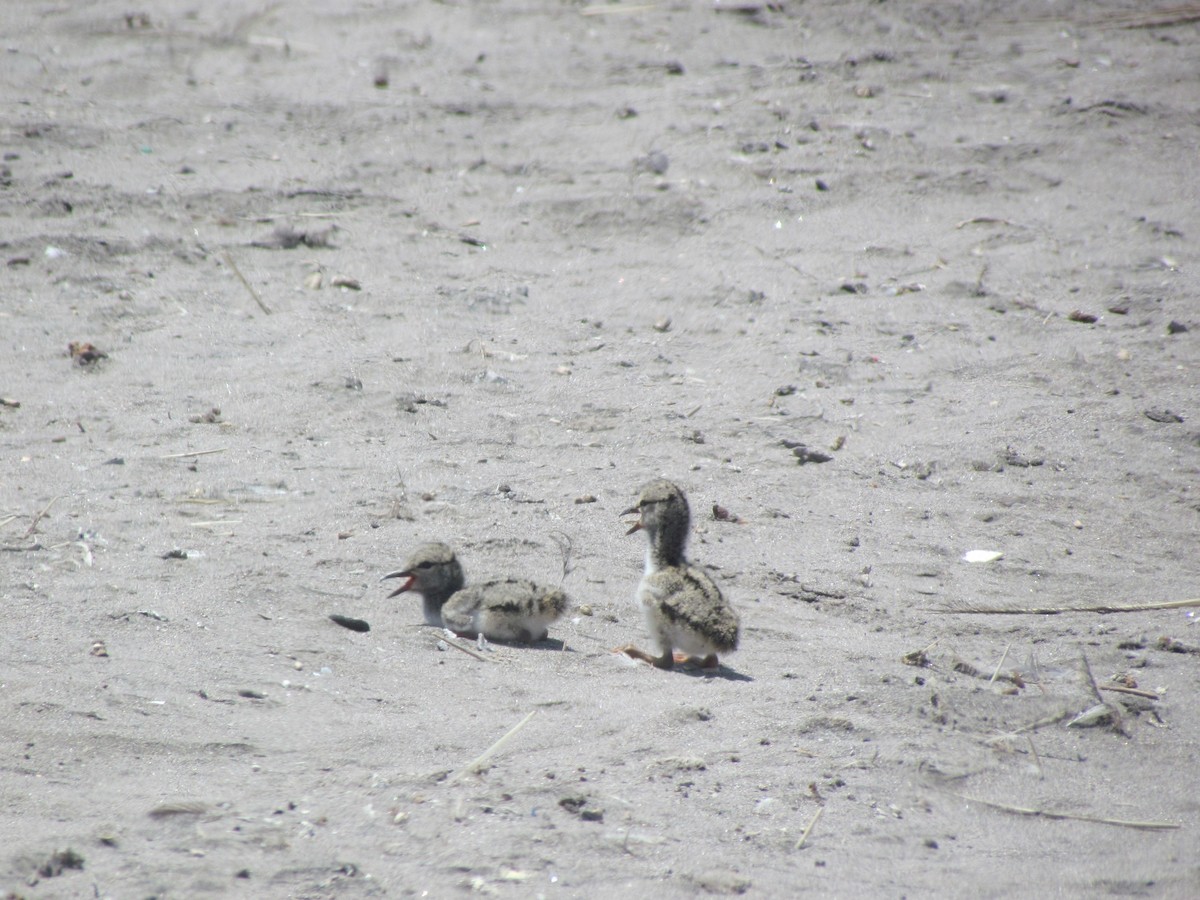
[963,550,1004,563]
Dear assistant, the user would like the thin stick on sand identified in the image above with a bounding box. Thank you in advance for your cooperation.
[985,710,1072,742]
[794,805,824,850]
[934,598,1200,615]
[446,711,537,784]
[223,250,272,315]
[25,495,60,538]
[160,448,228,460]
[548,531,574,582]
[947,791,1179,831]
[1093,5,1200,29]
[580,3,660,16]
[440,635,492,663]
[1025,736,1044,780]
[1098,684,1160,701]
[1077,652,1125,735]
[989,640,1014,684]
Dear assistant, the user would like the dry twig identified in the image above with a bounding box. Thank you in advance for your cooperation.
[794,806,824,850]
[440,635,491,663]
[160,448,228,460]
[447,711,537,784]
[989,640,1014,684]
[580,3,660,16]
[25,496,60,538]
[934,598,1200,615]
[1093,4,1200,28]
[223,250,272,315]
[1099,684,1161,701]
[549,531,574,582]
[1026,736,1044,780]
[946,792,1179,831]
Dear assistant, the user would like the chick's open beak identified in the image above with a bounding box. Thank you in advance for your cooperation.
[381,570,416,598]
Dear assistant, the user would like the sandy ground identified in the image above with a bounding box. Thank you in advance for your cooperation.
[2,1,1199,897]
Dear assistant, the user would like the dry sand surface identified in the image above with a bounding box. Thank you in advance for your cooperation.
[2,1,1199,897]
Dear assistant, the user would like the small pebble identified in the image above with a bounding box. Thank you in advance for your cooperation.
[635,151,669,175]
[373,59,389,89]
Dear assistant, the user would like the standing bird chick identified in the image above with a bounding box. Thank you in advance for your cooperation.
[617,479,740,670]
[381,542,569,642]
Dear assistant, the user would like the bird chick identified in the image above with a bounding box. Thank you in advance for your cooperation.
[382,542,568,643]
[617,479,740,669]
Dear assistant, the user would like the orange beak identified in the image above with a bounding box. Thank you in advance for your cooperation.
[381,571,416,598]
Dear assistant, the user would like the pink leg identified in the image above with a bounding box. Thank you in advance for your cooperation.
[614,644,674,670]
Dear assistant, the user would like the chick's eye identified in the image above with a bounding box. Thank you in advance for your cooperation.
[417,561,433,569]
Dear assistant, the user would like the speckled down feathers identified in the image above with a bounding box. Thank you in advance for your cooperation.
[382,542,568,642]
[628,479,741,661]
[442,578,570,642]
[638,567,739,656]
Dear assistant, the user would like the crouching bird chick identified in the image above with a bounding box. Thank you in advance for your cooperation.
[617,480,740,670]
[382,542,568,642]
